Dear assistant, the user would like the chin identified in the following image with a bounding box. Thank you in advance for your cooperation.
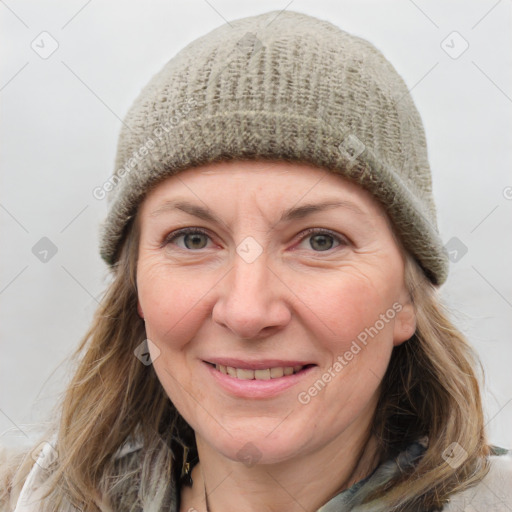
[223,438,302,466]
[197,419,313,466]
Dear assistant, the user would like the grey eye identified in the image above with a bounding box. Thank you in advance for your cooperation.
[182,232,209,250]
[309,233,336,251]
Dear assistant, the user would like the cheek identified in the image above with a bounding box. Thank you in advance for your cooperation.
[137,264,212,410]
[309,272,398,355]
[137,262,211,352]
[294,277,397,436]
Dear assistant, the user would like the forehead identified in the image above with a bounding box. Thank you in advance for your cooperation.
[141,160,387,219]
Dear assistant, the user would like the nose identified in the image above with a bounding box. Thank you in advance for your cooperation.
[211,251,291,340]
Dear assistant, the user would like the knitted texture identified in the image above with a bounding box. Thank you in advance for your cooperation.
[98,10,449,285]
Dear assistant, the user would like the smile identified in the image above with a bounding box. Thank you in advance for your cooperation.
[203,360,316,398]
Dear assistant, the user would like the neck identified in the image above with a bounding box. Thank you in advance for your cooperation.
[181,427,380,512]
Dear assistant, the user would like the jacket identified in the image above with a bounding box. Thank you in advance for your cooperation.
[6,438,512,511]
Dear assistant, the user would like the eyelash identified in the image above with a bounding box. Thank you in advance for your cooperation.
[163,227,348,252]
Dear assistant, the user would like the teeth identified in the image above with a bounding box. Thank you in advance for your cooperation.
[236,368,254,380]
[270,367,284,378]
[215,364,304,380]
[254,369,271,380]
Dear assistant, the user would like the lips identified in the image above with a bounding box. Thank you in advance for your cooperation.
[203,358,315,398]
[203,358,316,398]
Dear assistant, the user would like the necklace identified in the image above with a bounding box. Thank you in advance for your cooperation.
[200,464,210,512]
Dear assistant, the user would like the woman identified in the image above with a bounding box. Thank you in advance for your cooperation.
[2,9,511,512]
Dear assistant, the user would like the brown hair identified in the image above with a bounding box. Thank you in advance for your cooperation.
[2,212,489,511]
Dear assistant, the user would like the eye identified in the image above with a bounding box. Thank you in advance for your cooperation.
[163,227,348,253]
[164,228,214,250]
[296,228,347,252]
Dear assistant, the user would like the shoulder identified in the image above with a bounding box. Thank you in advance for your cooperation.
[443,447,512,511]
[6,435,142,512]
[0,443,32,512]
[8,434,178,511]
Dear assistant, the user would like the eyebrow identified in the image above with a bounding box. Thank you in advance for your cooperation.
[150,198,368,225]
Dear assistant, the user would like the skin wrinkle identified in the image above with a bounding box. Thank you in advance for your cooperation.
[152,161,384,240]
[149,198,375,236]
[135,160,416,512]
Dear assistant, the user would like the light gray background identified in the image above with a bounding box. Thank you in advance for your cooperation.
[1,0,511,450]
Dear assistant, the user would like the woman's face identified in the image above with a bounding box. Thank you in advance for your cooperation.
[136,160,416,465]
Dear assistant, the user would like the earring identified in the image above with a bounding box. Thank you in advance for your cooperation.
[180,445,193,486]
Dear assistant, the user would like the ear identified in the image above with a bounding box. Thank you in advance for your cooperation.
[392,293,416,347]
[137,299,144,320]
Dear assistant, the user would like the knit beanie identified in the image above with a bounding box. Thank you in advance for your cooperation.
[98,10,449,285]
